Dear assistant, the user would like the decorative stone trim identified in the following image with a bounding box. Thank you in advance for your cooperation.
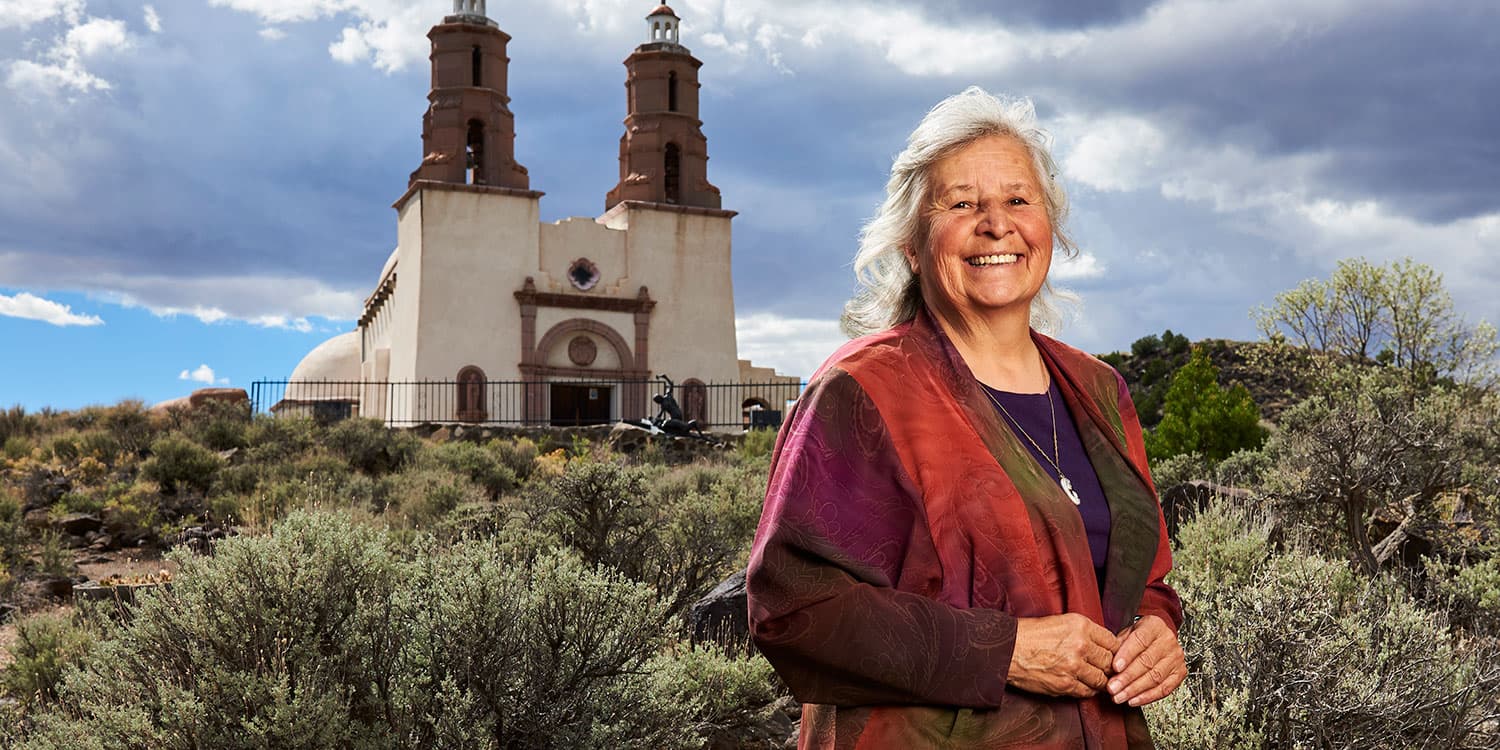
[359,273,397,327]
[392,179,545,211]
[600,199,737,222]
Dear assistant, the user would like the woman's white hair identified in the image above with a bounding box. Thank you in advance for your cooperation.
[841,86,1078,338]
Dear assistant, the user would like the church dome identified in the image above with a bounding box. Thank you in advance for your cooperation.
[649,4,676,17]
[285,331,361,401]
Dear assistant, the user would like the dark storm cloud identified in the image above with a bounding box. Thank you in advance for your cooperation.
[0,4,413,296]
[1044,0,1500,223]
[897,0,1160,29]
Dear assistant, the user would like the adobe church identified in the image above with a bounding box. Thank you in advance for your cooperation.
[280,2,797,429]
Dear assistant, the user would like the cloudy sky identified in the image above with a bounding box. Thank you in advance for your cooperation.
[1,0,1496,410]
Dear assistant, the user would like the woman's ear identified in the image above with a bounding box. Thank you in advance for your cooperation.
[902,245,920,275]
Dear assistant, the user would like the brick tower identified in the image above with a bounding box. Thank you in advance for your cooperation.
[408,0,529,189]
[605,4,721,209]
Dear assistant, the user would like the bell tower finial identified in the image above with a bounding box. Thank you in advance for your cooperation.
[606,4,722,210]
[447,0,496,28]
[645,5,680,46]
[410,4,527,189]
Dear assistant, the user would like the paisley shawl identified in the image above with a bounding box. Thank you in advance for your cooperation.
[746,308,1182,749]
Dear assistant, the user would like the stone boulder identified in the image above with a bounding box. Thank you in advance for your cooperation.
[690,569,752,654]
[56,512,104,536]
[1160,480,1256,542]
[152,388,250,414]
[189,388,249,409]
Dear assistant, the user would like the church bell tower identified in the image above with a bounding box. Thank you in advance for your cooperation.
[409,0,529,190]
[605,4,721,210]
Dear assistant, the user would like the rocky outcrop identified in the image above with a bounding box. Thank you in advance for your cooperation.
[691,569,752,654]
[151,388,250,413]
[1160,480,1257,542]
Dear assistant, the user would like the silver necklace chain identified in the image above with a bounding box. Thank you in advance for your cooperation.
[979,381,1083,505]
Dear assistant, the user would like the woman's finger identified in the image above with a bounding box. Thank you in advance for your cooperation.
[1110,630,1185,704]
[1111,617,1157,673]
[1123,663,1186,707]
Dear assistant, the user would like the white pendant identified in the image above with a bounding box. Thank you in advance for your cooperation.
[1060,474,1082,505]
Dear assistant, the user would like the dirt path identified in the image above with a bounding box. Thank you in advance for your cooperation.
[1,548,181,671]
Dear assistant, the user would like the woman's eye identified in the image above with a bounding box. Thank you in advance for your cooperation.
[951,201,974,209]
[1008,197,1029,206]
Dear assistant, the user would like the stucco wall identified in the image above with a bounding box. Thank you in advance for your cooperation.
[413,187,539,388]
[607,205,739,384]
[538,218,629,295]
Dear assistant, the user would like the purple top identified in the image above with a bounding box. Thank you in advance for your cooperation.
[982,380,1112,594]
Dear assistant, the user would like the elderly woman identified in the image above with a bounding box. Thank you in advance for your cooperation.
[745,88,1185,749]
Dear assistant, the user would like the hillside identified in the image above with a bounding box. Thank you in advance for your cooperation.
[1101,330,1323,428]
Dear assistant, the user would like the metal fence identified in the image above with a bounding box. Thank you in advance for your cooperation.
[249,378,806,431]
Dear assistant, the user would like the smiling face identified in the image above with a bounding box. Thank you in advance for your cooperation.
[907,135,1054,333]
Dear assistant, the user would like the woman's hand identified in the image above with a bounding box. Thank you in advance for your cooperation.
[1107,615,1185,707]
[1008,613,1120,698]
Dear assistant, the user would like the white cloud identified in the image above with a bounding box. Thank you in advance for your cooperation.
[1060,115,1166,193]
[0,0,84,30]
[5,15,133,95]
[0,252,364,325]
[258,26,287,41]
[211,0,432,73]
[1051,251,1105,281]
[143,5,161,33]
[0,291,103,326]
[736,313,848,381]
[179,364,229,385]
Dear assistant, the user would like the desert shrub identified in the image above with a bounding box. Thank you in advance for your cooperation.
[100,401,156,457]
[327,419,419,475]
[18,512,408,750]
[74,431,120,467]
[527,458,762,620]
[1425,553,1500,636]
[383,467,486,530]
[224,456,376,529]
[1,611,98,710]
[1212,447,1271,488]
[243,415,319,464]
[100,482,162,546]
[13,514,702,749]
[182,401,251,452]
[1152,506,1500,749]
[44,433,79,463]
[401,544,686,749]
[209,461,261,498]
[737,426,778,463]
[0,488,25,567]
[139,436,222,494]
[38,530,72,578]
[0,404,39,445]
[4,435,36,461]
[68,456,109,487]
[647,645,780,745]
[1149,451,1210,490]
[530,456,654,570]
[487,437,538,483]
[645,464,764,617]
[54,490,104,515]
[418,441,517,499]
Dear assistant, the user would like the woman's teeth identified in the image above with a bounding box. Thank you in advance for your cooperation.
[967,254,1019,266]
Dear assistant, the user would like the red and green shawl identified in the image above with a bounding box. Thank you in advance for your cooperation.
[746,309,1182,749]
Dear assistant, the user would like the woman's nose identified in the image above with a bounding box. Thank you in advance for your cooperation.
[976,204,1012,237]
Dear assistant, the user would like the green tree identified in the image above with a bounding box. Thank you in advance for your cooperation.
[1146,349,1265,463]
[1259,366,1500,576]
[1255,257,1497,386]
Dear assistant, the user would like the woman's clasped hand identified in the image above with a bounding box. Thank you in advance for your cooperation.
[1009,613,1185,707]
